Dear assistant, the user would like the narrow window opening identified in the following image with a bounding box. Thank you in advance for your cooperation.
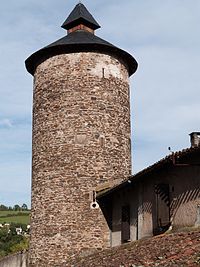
[99,135,105,147]
[92,190,96,202]
[102,68,105,78]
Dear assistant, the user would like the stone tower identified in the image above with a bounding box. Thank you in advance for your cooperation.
[25,3,137,267]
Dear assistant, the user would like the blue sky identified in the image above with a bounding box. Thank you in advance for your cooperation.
[0,0,200,207]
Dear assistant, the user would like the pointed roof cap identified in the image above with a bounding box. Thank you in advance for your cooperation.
[62,3,100,30]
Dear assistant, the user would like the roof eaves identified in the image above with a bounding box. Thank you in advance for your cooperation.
[97,145,200,200]
[25,31,138,76]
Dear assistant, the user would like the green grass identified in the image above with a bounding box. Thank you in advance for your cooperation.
[0,211,30,225]
[0,211,27,216]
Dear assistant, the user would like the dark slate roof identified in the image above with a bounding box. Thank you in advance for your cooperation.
[25,30,138,76]
[190,132,200,135]
[97,145,200,199]
[61,3,100,30]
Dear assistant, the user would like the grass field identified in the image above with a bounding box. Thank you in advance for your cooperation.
[0,211,30,225]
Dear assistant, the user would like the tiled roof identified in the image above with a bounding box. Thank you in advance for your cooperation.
[97,145,200,199]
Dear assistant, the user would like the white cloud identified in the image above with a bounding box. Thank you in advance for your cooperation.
[0,119,12,128]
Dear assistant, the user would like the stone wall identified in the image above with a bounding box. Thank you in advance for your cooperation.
[30,52,131,266]
[0,252,28,267]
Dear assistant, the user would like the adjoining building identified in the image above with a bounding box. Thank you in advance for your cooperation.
[97,132,200,247]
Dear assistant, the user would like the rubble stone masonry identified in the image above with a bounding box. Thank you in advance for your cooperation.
[30,52,132,266]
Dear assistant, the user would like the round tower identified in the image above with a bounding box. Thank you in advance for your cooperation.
[25,3,137,267]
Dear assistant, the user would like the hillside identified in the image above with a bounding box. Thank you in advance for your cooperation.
[0,211,30,225]
[69,228,200,267]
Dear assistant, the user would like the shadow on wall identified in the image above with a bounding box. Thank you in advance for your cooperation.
[139,201,152,214]
[99,166,200,242]
[171,187,200,223]
[152,177,200,235]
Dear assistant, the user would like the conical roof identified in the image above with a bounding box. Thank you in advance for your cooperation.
[25,4,138,76]
[62,3,100,30]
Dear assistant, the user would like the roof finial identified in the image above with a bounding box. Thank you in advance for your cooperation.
[61,3,101,32]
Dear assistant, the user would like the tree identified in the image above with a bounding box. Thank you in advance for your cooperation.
[21,204,28,211]
[0,205,8,211]
[13,205,21,211]
[0,224,29,258]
